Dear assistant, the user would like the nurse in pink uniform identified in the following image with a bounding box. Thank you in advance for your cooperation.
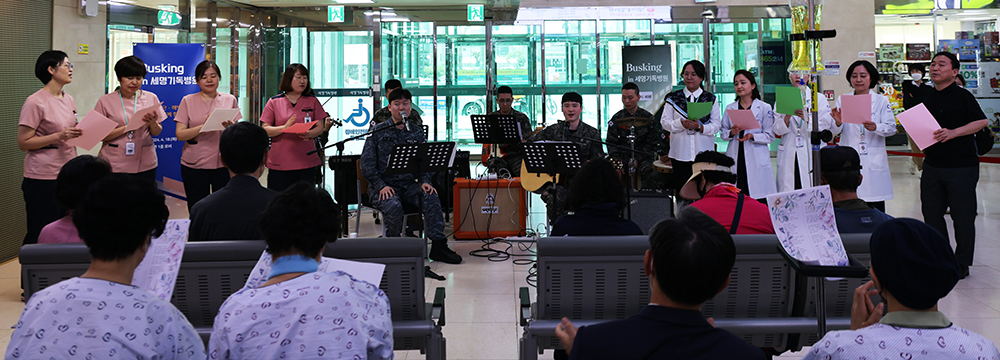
[94,55,166,182]
[174,60,242,211]
[17,50,82,245]
[259,63,332,192]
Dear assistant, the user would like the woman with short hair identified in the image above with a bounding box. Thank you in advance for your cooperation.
[17,50,83,245]
[7,175,204,358]
[208,182,393,359]
[94,55,166,181]
[37,155,111,244]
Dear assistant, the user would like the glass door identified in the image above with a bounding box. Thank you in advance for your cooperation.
[381,22,438,139]
[543,20,599,131]
[491,24,541,130]
[310,30,374,156]
[599,19,653,139]
[437,25,486,150]
[709,22,761,107]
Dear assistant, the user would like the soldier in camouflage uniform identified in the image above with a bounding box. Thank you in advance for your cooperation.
[360,89,462,264]
[369,79,423,131]
[527,92,606,223]
[486,86,533,176]
[606,82,671,190]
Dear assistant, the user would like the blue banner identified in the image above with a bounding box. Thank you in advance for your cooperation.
[133,43,205,198]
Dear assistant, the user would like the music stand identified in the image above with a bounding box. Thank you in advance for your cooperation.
[522,142,583,226]
[472,115,523,175]
[385,142,458,176]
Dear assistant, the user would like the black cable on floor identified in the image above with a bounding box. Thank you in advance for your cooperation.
[468,237,537,263]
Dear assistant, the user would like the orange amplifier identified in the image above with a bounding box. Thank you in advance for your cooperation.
[452,178,527,239]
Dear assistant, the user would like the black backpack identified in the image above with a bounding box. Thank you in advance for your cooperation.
[975,126,995,156]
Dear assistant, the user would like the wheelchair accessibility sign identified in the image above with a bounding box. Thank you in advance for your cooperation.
[346,98,371,127]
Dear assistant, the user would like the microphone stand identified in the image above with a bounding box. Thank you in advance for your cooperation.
[573,134,656,221]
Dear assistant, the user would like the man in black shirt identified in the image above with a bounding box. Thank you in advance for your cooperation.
[921,51,989,279]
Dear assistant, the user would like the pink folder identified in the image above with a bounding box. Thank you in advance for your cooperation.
[896,104,942,150]
[840,94,871,124]
[281,122,317,134]
[66,110,118,151]
[123,102,166,132]
[726,109,761,130]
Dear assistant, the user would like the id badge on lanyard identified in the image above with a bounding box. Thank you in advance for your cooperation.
[795,135,806,148]
[858,127,868,155]
[303,108,313,123]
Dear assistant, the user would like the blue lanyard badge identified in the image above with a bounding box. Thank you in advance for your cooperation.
[268,254,320,279]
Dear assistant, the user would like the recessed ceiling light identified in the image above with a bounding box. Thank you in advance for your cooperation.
[334,0,374,3]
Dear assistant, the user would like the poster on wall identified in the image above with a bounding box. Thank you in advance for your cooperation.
[906,44,932,60]
[878,43,905,61]
[133,43,206,198]
[622,45,673,115]
[938,39,980,61]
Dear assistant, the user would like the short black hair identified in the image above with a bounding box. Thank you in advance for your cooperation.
[55,155,111,210]
[74,175,168,262]
[279,63,312,94]
[567,158,627,212]
[956,73,967,87]
[195,60,222,81]
[220,122,269,175]
[908,63,926,75]
[384,79,402,92]
[259,182,340,258]
[821,169,862,192]
[388,88,412,103]
[734,69,761,101]
[682,60,706,80]
[497,85,513,96]
[933,51,960,71]
[845,60,879,89]
[622,82,640,94]
[114,55,147,80]
[35,50,68,85]
[649,206,735,306]
[694,151,736,184]
[562,91,583,105]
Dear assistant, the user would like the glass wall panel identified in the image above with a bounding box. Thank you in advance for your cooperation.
[381,22,441,139]
[599,19,652,139]
[543,20,600,133]
[709,22,760,107]
[435,25,485,150]
[311,31,374,156]
[492,24,542,133]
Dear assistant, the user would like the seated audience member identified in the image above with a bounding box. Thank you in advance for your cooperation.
[7,175,204,358]
[554,207,767,360]
[819,145,893,233]
[38,155,111,244]
[551,158,642,236]
[681,151,774,234]
[208,183,393,359]
[803,218,1000,359]
[189,122,277,241]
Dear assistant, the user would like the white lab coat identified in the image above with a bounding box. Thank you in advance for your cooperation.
[832,92,897,202]
[720,98,778,199]
[660,88,722,162]
[773,88,834,192]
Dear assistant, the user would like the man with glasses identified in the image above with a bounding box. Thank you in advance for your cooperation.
[486,85,533,175]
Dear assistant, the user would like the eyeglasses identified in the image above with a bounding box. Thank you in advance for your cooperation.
[62,62,74,71]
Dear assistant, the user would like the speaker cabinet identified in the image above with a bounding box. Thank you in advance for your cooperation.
[453,178,527,239]
[623,190,674,235]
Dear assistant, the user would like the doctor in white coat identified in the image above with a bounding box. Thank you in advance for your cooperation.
[720,70,777,200]
[774,72,834,192]
[831,60,897,211]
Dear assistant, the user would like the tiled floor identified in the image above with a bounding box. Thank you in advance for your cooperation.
[2,155,999,359]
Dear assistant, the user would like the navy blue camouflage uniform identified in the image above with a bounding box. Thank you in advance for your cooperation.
[360,119,446,240]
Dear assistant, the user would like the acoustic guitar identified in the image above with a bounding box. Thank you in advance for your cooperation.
[519,160,559,192]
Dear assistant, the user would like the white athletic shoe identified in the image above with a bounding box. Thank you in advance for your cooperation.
[908,162,917,175]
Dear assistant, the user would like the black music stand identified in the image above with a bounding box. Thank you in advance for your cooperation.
[471,115,523,175]
[385,142,458,176]
[522,142,583,225]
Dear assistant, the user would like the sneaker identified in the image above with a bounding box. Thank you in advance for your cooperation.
[429,245,463,264]
[908,162,917,175]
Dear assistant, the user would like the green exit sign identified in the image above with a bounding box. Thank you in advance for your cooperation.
[157,10,181,26]
[468,4,484,22]
[328,6,345,23]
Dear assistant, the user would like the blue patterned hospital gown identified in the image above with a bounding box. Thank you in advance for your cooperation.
[208,270,393,360]
[6,277,205,359]
[804,323,1000,359]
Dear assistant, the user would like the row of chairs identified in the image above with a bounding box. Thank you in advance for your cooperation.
[519,233,875,359]
[19,238,447,360]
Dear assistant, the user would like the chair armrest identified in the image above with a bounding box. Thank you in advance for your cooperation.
[519,287,531,326]
[429,287,445,327]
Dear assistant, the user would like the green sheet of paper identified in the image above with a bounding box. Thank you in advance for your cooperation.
[686,102,713,120]
[775,86,805,115]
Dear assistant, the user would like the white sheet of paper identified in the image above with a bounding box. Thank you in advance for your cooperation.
[131,219,190,301]
[244,250,386,289]
[123,102,166,132]
[766,185,849,267]
[896,103,943,150]
[199,108,240,132]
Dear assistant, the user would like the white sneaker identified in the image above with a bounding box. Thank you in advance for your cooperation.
[908,162,917,175]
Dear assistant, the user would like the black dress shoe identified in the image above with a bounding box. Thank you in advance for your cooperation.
[429,245,463,264]
[960,266,970,279]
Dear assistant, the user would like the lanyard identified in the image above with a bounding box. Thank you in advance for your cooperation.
[119,90,138,125]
